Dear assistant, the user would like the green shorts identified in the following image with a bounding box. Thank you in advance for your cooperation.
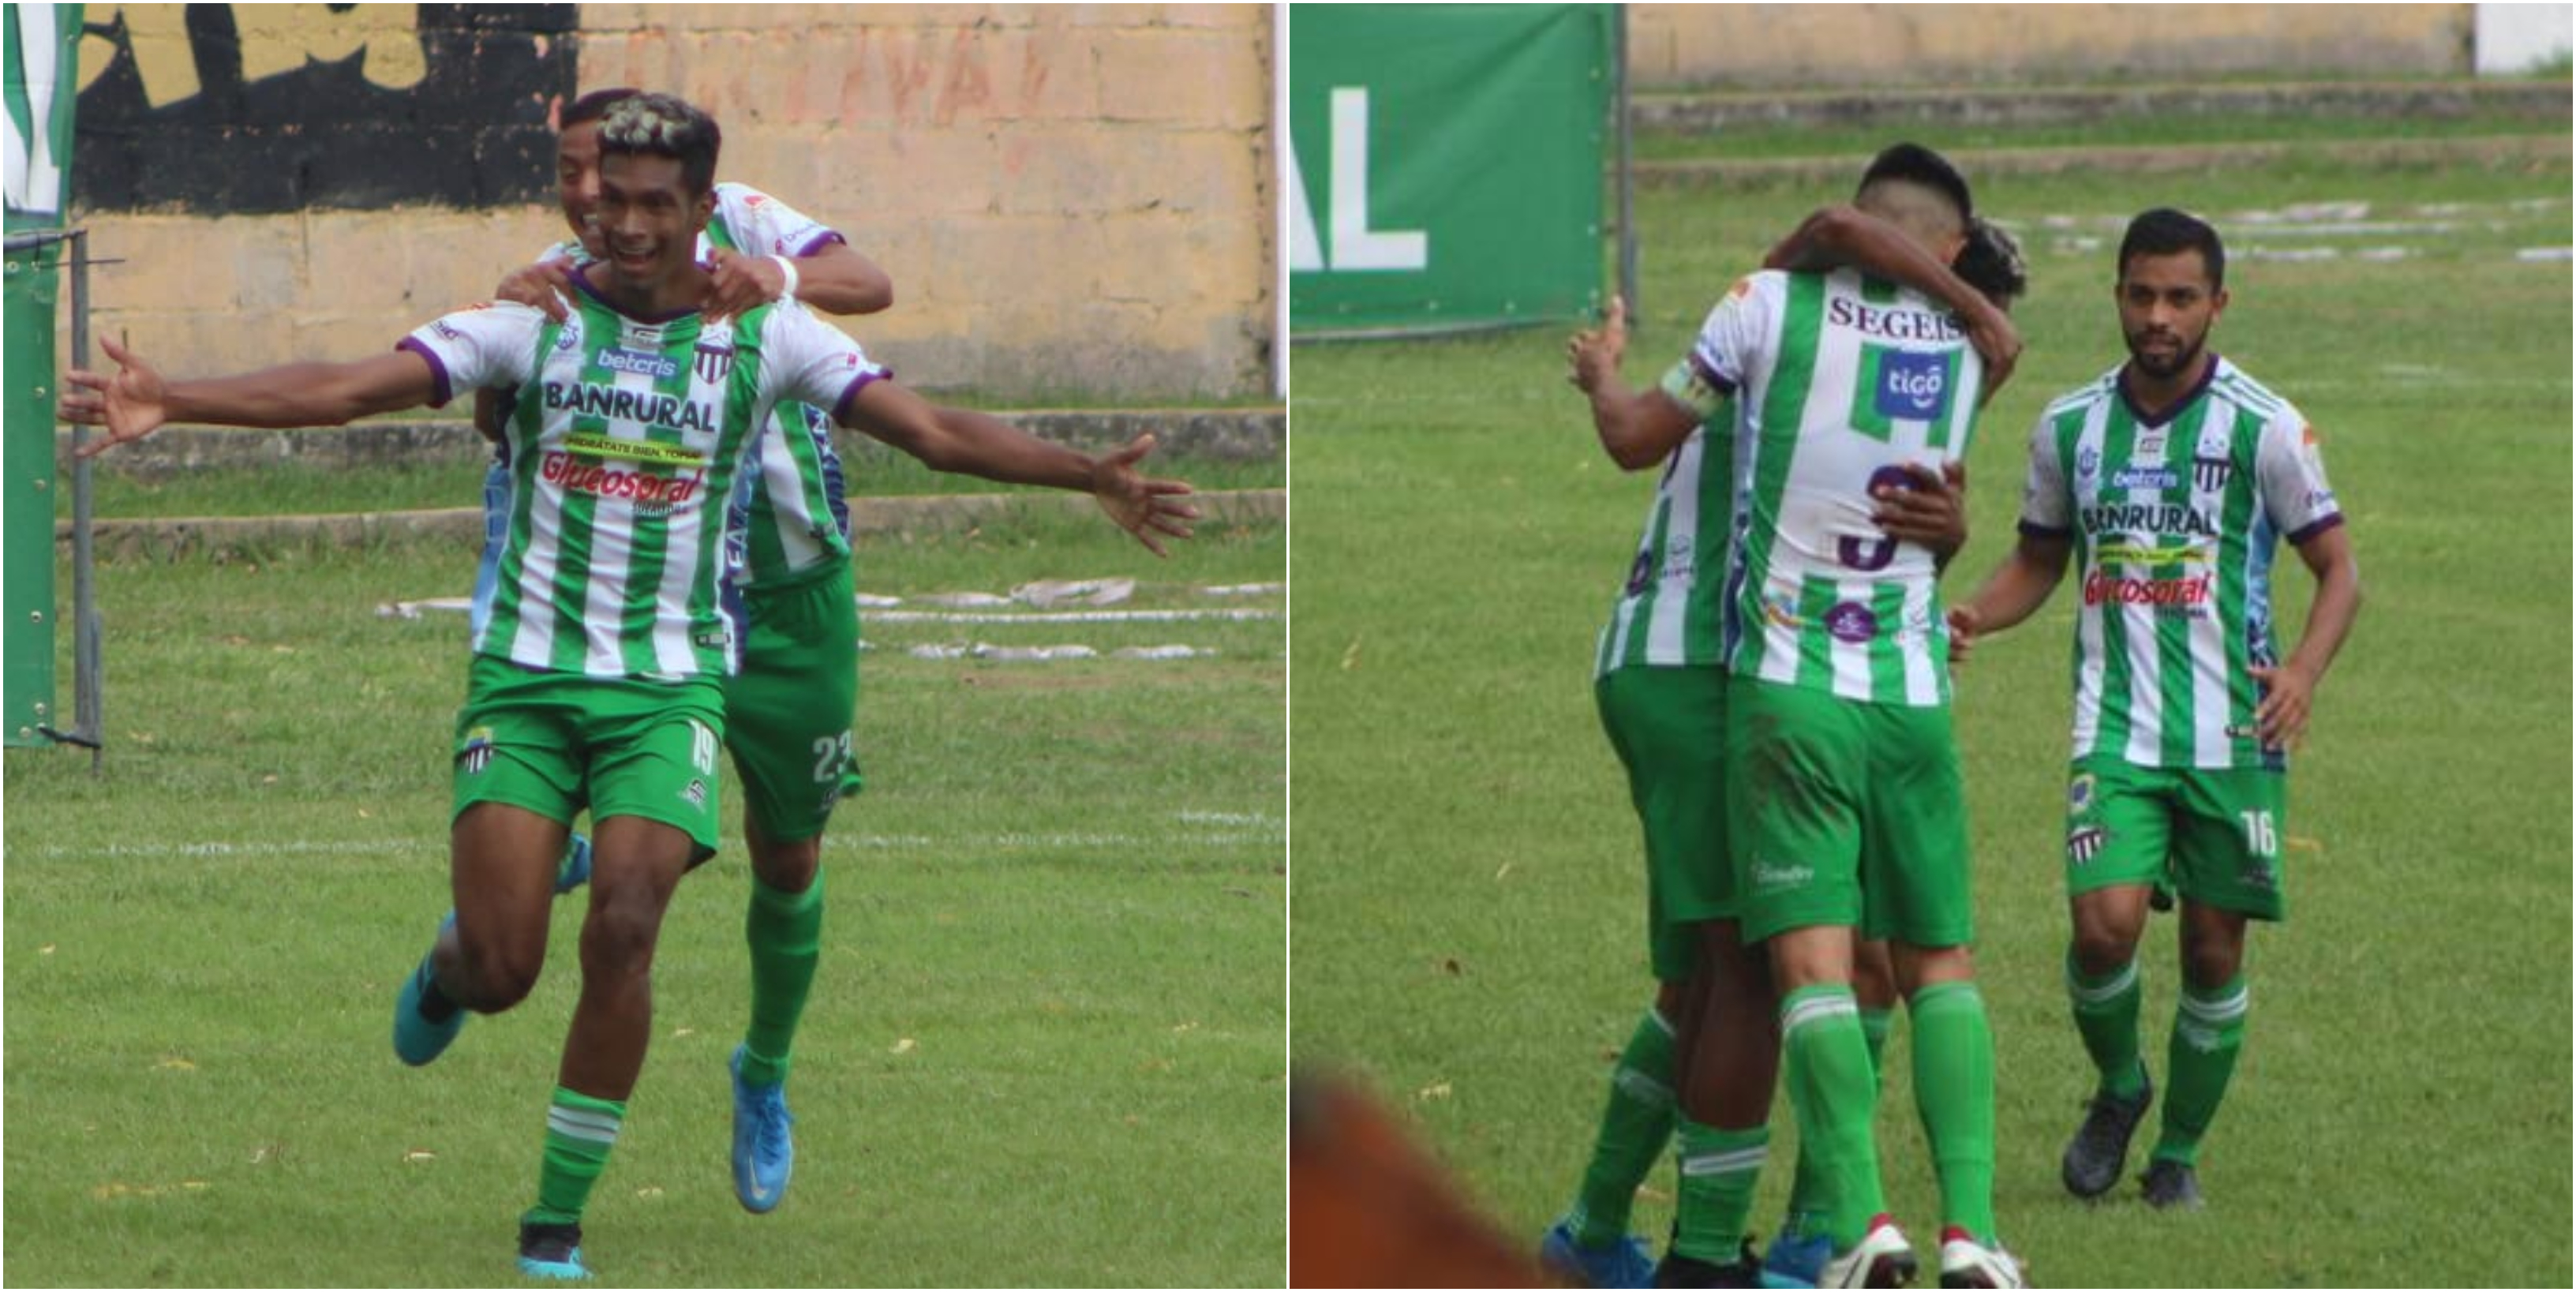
[1596,665,1734,982]
[1724,676,1974,947]
[452,655,727,856]
[2064,755,2288,921]
[724,558,863,844]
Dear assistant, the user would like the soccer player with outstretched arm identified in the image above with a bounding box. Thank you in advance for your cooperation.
[61,92,1193,1281]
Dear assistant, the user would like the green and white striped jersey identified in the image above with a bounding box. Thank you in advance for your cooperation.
[402,273,886,678]
[546,182,856,586]
[2018,357,2342,770]
[1691,269,1986,706]
[1593,410,1736,676]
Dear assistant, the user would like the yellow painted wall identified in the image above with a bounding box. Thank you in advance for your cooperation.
[1628,4,2468,88]
[64,4,1275,401]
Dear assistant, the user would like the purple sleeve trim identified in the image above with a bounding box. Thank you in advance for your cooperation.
[2287,512,2346,547]
[1689,352,1739,396]
[793,230,848,259]
[396,336,455,407]
[2016,519,2072,540]
[831,370,889,425]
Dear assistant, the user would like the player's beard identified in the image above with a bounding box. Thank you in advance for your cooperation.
[2125,325,2205,381]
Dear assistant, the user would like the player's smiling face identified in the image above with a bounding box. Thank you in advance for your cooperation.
[556,121,606,258]
[2116,249,2228,382]
[593,152,713,297]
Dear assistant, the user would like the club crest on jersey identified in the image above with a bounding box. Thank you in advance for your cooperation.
[695,339,735,384]
[2192,455,2234,491]
[1874,349,1955,421]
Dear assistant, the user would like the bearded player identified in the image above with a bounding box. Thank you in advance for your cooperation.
[1949,207,2360,1210]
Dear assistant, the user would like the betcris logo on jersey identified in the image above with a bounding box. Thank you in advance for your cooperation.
[1874,350,1955,421]
[597,346,681,380]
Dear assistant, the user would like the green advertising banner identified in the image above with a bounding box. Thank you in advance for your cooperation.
[1289,4,1612,336]
[6,3,81,747]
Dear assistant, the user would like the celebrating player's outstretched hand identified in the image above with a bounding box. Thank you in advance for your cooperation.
[1567,294,1630,394]
[60,336,171,457]
[1088,433,1200,558]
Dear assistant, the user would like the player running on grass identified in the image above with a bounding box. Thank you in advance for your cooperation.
[1947,208,2359,1211]
[62,92,1196,1282]
[466,85,900,1218]
[1555,148,2025,1288]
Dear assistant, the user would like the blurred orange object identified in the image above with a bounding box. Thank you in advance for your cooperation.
[1290,1075,1553,1288]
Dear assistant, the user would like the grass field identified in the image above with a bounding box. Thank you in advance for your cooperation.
[4,508,1285,1286]
[1289,121,2572,1286]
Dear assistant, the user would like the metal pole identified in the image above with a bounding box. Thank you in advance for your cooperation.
[69,227,99,773]
[1615,4,1638,326]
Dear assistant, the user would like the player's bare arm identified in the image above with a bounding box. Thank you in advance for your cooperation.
[837,379,1199,557]
[62,336,439,456]
[706,242,892,320]
[1765,204,2021,391]
[1947,530,2075,662]
[1568,293,1702,470]
[2250,523,2361,751]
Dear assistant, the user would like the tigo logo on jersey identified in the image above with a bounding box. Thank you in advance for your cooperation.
[597,346,680,379]
[1874,350,1954,421]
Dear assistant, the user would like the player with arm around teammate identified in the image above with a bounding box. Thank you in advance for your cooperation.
[1947,208,2359,1211]
[474,85,919,1215]
[62,92,1193,1281]
[1549,170,2024,1288]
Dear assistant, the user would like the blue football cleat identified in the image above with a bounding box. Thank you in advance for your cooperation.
[392,915,464,1067]
[516,1221,591,1280]
[1541,1217,1656,1289]
[555,833,592,896]
[730,1044,796,1213]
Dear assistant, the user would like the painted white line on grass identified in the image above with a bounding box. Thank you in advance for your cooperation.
[904,642,1220,661]
[34,827,1284,863]
[28,838,432,859]
[2517,247,2573,261]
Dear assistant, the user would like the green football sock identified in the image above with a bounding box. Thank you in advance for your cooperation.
[2153,974,2248,1167]
[739,870,825,1088]
[1567,1008,1678,1246]
[1672,1121,1768,1263]
[2067,952,2147,1099]
[1909,980,1998,1245]
[1859,1006,1895,1091]
[525,1087,626,1226]
[1783,1006,1892,1237]
[1779,984,1881,1250]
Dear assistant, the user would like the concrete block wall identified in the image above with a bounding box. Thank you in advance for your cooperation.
[62,4,1275,403]
[1627,4,2470,88]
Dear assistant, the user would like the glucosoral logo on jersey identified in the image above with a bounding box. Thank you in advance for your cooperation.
[541,451,705,510]
[2081,568,2214,613]
[1875,349,1955,421]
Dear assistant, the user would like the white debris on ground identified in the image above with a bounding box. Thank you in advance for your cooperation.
[1203,582,1284,597]
[376,597,474,620]
[2515,247,2573,261]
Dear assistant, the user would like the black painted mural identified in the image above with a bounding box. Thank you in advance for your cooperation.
[74,3,577,213]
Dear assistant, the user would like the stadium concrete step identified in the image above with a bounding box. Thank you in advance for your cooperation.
[53,489,1284,560]
[52,406,1284,479]
[1631,77,2572,134]
[1634,132,2567,188]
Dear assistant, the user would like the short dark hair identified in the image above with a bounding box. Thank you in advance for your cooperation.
[1858,142,1973,224]
[597,93,722,197]
[562,87,639,130]
[1954,217,2027,309]
[2117,208,2226,290]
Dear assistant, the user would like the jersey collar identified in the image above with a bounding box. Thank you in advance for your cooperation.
[2116,353,2222,429]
